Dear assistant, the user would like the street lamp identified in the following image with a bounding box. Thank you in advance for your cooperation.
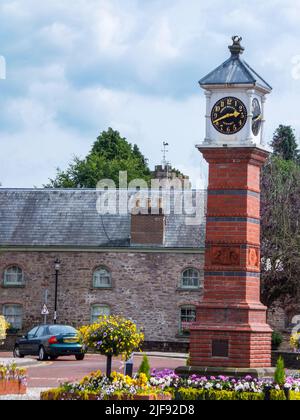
[54,258,61,325]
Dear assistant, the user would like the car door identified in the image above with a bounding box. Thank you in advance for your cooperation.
[19,326,39,355]
[30,326,46,355]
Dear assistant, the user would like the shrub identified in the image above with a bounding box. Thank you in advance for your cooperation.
[272,331,283,349]
[138,355,151,380]
[274,356,286,387]
[269,390,287,400]
[175,388,264,401]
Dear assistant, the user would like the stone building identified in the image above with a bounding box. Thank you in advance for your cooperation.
[0,188,205,350]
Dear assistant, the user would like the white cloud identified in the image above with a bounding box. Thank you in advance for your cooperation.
[0,0,300,188]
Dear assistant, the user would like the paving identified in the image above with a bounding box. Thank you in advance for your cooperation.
[0,388,49,401]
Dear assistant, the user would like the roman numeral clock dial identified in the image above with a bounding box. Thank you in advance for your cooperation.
[211,97,247,135]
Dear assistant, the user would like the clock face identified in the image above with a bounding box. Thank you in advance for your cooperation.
[252,98,262,136]
[211,97,247,135]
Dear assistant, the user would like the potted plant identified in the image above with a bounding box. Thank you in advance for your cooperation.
[0,363,27,395]
[79,316,144,377]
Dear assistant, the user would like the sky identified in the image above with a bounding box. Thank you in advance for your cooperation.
[1,0,300,188]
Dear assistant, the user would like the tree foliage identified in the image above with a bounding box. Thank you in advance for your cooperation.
[261,140,300,307]
[271,125,300,163]
[45,128,151,188]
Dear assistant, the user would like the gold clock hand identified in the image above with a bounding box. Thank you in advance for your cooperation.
[252,114,262,122]
[213,111,240,124]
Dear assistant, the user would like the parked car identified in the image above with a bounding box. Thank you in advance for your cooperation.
[13,325,85,361]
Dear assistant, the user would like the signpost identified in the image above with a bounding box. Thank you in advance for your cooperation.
[41,304,49,325]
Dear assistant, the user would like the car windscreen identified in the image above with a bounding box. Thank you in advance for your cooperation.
[48,326,78,336]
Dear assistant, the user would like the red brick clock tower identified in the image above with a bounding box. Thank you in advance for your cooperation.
[189,36,273,373]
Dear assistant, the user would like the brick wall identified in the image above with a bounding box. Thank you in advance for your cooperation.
[0,250,204,344]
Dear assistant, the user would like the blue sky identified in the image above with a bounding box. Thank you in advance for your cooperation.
[0,0,300,187]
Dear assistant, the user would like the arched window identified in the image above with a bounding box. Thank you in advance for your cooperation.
[93,267,112,289]
[3,305,23,330]
[4,266,24,287]
[91,305,111,324]
[180,305,196,335]
[181,268,200,289]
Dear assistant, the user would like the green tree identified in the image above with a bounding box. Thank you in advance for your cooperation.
[271,125,300,163]
[274,356,286,387]
[45,128,151,188]
[261,157,300,306]
[138,355,151,380]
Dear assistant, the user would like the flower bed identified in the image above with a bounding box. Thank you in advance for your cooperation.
[40,368,300,401]
[0,363,27,395]
[150,369,300,401]
[40,371,172,401]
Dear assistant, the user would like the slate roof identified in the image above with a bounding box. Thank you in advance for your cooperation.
[0,189,205,249]
[199,53,272,92]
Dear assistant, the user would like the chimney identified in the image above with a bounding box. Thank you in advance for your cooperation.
[130,199,165,246]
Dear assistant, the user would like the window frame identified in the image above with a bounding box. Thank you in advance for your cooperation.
[180,268,201,290]
[3,304,23,331]
[90,304,111,324]
[179,305,197,336]
[92,267,112,289]
[3,266,25,287]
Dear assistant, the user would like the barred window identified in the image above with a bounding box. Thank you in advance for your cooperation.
[180,306,196,335]
[3,305,23,330]
[4,266,24,287]
[93,267,112,289]
[91,305,111,324]
[181,268,200,289]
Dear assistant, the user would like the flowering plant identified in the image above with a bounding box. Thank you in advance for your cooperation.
[79,316,144,360]
[0,316,9,343]
[290,333,300,352]
[56,371,160,400]
[79,316,144,376]
[0,362,27,386]
[150,370,300,394]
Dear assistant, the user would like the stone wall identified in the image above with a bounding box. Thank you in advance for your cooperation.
[0,249,204,345]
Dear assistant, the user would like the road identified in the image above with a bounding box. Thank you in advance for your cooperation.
[1,352,187,389]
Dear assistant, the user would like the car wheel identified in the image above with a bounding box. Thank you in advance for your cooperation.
[75,354,85,361]
[13,346,24,359]
[38,346,48,361]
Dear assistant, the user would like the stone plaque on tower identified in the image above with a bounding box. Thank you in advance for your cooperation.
[178,36,273,376]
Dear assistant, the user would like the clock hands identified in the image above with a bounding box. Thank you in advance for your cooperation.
[252,114,262,122]
[213,110,241,124]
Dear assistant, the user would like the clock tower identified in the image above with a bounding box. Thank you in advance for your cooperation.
[182,36,273,375]
[202,36,271,148]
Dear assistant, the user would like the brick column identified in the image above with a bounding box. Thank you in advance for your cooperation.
[190,147,272,369]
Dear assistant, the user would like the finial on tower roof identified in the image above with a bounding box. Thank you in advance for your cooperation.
[229,35,244,57]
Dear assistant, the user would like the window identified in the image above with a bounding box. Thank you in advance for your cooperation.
[3,305,23,330]
[180,306,196,335]
[93,267,112,289]
[181,268,200,289]
[3,266,24,287]
[27,326,39,339]
[91,305,111,324]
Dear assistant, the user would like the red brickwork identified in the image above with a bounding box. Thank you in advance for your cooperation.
[190,147,272,368]
[131,214,165,245]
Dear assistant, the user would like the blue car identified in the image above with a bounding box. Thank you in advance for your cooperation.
[14,324,85,361]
